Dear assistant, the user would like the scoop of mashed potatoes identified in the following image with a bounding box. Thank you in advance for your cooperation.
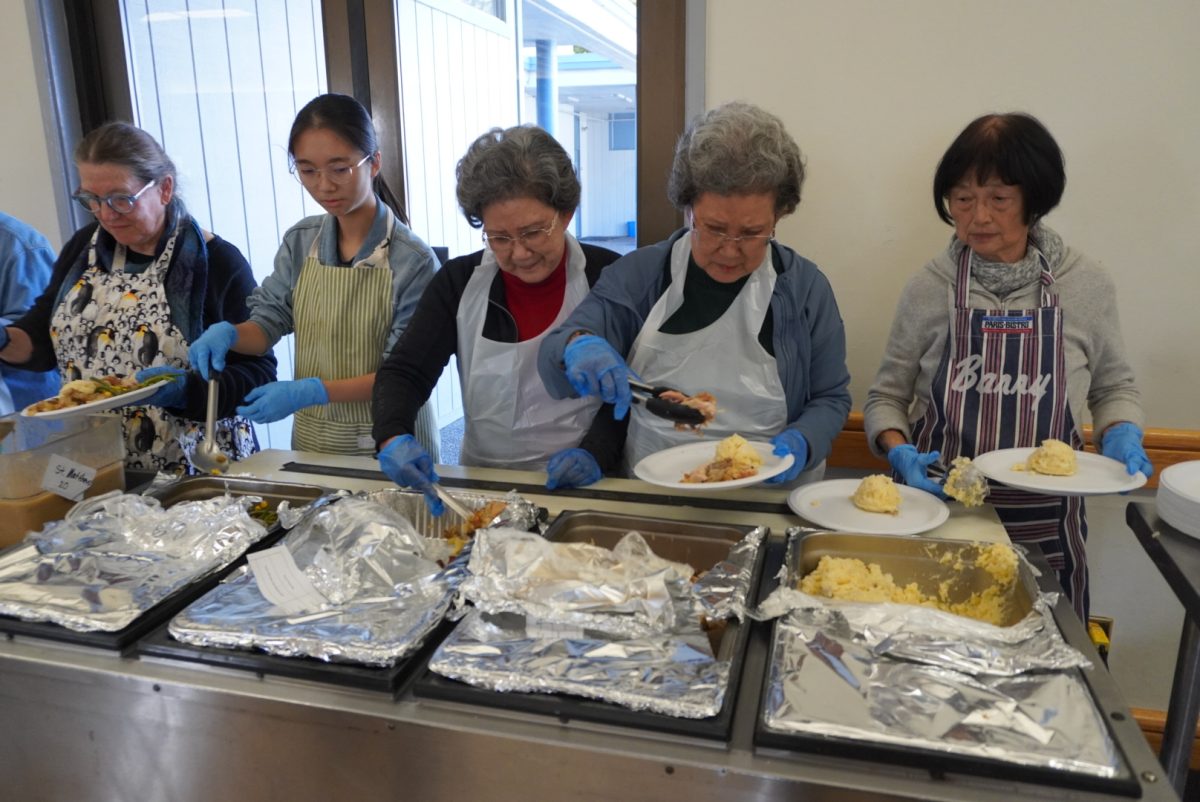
[682,433,763,483]
[851,474,901,514]
[1026,439,1078,476]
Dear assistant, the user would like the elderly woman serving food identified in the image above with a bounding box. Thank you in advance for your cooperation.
[863,112,1151,619]
[537,101,851,484]
[373,125,621,512]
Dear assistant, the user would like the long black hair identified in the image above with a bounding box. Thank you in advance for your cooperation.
[288,93,409,226]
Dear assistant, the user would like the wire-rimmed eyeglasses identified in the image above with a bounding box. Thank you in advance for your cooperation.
[690,216,775,251]
[72,180,157,215]
[290,153,374,186]
[482,214,559,252]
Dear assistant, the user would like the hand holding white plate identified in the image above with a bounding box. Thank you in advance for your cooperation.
[787,479,950,536]
[633,439,794,491]
[22,383,160,420]
[973,447,1146,496]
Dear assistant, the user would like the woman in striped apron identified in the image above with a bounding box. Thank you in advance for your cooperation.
[864,113,1152,620]
[188,94,440,458]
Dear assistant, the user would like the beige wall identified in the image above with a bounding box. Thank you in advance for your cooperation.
[706,0,1200,429]
[0,1,63,249]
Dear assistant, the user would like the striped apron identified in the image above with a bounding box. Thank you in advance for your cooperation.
[291,209,438,456]
[911,247,1089,619]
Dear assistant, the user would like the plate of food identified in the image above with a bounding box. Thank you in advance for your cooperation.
[787,475,949,536]
[22,375,171,419]
[973,440,1147,496]
[633,433,793,491]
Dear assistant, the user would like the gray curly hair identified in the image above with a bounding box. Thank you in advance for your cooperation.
[667,101,804,217]
[456,125,581,228]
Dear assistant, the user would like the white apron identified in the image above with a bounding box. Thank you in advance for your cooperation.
[291,208,438,457]
[624,233,796,477]
[457,234,600,469]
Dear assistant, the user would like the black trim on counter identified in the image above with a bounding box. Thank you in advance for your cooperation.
[278,461,795,515]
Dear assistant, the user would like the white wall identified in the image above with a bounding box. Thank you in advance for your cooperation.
[706,0,1200,429]
[0,1,63,248]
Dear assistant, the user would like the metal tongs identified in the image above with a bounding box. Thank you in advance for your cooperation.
[628,378,707,426]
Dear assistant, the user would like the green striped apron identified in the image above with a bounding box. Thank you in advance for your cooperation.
[291,209,439,457]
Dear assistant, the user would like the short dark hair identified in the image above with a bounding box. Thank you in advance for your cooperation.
[455,125,580,229]
[289,93,409,225]
[932,113,1065,226]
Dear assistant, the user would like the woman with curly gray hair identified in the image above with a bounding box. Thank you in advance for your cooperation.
[373,125,621,511]
[538,101,850,485]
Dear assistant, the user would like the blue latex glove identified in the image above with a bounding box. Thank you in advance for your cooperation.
[887,444,949,499]
[0,326,9,351]
[133,366,188,409]
[545,448,602,490]
[1101,422,1154,477]
[563,334,634,420]
[765,429,808,484]
[378,434,443,515]
[236,378,328,424]
[189,321,239,380]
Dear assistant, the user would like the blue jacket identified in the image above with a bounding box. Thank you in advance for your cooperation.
[0,212,60,413]
[537,228,852,469]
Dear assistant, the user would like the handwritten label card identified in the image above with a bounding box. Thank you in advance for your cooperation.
[247,545,328,615]
[40,455,97,502]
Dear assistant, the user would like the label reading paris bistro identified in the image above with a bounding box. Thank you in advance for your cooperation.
[40,455,97,502]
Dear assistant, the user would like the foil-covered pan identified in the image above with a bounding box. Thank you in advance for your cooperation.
[424,511,767,728]
[756,530,1124,785]
[167,489,517,667]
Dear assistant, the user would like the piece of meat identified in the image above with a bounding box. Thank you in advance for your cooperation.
[659,390,717,432]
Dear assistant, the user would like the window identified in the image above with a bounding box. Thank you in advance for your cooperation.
[609,112,635,151]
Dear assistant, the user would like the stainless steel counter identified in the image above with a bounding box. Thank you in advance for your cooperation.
[0,451,1177,801]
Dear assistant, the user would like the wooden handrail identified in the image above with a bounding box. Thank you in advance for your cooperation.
[827,413,1198,490]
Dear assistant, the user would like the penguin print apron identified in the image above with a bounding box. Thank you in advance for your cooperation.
[51,225,257,473]
[911,247,1089,619]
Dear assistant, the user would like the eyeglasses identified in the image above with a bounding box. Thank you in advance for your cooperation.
[72,180,157,215]
[691,217,775,251]
[290,153,373,186]
[482,214,559,252]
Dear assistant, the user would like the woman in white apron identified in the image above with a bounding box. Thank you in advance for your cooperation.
[864,113,1152,620]
[373,125,621,513]
[188,94,440,458]
[537,102,852,485]
[0,122,271,474]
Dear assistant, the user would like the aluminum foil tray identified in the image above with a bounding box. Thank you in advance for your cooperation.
[753,532,1139,797]
[0,477,328,652]
[137,489,511,692]
[415,510,767,741]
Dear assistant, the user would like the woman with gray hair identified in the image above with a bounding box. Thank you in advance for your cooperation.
[538,101,850,483]
[373,125,621,512]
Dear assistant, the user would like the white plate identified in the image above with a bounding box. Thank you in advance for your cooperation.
[787,479,949,536]
[21,383,160,419]
[973,447,1147,496]
[633,439,794,491]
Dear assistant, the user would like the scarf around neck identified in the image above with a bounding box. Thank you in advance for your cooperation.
[950,222,1064,297]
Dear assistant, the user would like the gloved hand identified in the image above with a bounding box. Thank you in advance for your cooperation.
[236,378,328,423]
[0,325,10,352]
[887,444,949,499]
[563,334,634,420]
[188,321,239,380]
[765,429,808,484]
[1101,422,1154,477]
[545,448,602,490]
[133,366,188,409]
[379,434,443,515]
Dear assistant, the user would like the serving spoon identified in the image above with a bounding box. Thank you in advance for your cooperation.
[191,372,231,474]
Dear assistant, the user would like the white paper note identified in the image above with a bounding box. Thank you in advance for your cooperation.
[247,546,328,615]
[40,455,96,502]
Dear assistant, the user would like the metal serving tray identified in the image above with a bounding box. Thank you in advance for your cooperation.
[415,510,767,740]
[753,530,1139,797]
[0,476,327,652]
[136,489,507,694]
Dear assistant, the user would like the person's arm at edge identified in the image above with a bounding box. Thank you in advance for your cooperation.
[4,227,92,370]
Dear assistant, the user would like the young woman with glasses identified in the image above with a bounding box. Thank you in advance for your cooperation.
[0,122,275,473]
[188,93,440,458]
[538,102,851,485]
[372,125,621,514]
